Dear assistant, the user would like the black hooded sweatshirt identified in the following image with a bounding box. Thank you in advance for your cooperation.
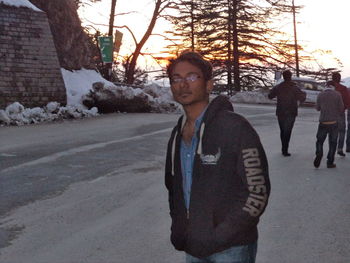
[268,80,306,117]
[165,95,270,258]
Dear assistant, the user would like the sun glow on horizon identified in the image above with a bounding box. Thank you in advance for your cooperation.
[296,0,350,77]
[79,0,350,79]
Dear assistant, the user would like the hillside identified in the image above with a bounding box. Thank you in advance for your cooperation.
[29,0,96,70]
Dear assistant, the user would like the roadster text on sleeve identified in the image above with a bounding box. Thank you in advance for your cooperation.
[241,148,268,217]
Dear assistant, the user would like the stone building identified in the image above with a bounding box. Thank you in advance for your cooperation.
[0,2,66,109]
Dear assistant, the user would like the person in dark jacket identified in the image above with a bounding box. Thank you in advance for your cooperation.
[314,81,344,168]
[268,70,306,156]
[165,51,270,263]
[346,87,350,152]
[331,72,350,156]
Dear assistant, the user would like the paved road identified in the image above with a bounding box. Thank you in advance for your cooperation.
[0,104,349,262]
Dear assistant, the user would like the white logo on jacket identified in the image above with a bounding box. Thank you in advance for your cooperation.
[241,148,268,217]
[200,148,221,165]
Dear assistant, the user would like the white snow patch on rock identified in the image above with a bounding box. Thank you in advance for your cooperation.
[230,90,274,104]
[0,0,42,11]
[61,68,116,107]
[0,102,98,126]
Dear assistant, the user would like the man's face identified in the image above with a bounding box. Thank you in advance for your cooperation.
[170,61,212,106]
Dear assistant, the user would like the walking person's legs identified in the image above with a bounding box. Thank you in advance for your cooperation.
[314,123,328,168]
[328,123,339,168]
[277,116,286,154]
[278,115,295,156]
[337,112,346,155]
[346,109,350,152]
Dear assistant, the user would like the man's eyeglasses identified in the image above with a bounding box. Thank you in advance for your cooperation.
[171,73,201,85]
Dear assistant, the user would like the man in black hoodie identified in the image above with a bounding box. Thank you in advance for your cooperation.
[268,70,306,156]
[165,51,270,263]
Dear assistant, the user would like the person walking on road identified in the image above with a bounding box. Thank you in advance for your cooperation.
[165,51,270,263]
[314,80,344,168]
[346,86,350,152]
[268,70,306,156]
[331,72,350,156]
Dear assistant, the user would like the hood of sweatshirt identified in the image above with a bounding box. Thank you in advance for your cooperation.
[204,95,234,124]
[170,95,234,175]
[178,95,233,126]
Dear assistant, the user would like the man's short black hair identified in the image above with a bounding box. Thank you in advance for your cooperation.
[282,70,292,81]
[332,72,341,82]
[167,51,213,83]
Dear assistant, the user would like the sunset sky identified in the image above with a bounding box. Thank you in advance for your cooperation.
[79,0,350,78]
[297,0,350,77]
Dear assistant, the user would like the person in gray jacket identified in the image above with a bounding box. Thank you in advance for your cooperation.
[314,80,344,168]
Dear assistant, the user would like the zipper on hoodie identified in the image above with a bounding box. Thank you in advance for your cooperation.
[185,124,204,221]
[178,116,205,222]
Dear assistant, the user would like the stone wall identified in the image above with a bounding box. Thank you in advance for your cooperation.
[0,4,66,109]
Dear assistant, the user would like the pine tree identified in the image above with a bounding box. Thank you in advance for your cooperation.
[167,0,311,91]
[164,0,203,53]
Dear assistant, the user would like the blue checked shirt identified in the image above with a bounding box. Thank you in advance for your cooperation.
[180,109,206,210]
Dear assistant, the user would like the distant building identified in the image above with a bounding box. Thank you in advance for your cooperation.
[0,1,66,109]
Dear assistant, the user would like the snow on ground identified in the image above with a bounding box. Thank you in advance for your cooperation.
[0,101,98,126]
[0,69,181,126]
[230,90,273,105]
[0,0,42,12]
[61,68,178,111]
[0,68,272,126]
[0,69,111,126]
[61,68,115,106]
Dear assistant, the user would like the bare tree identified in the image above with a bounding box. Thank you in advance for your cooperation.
[124,0,174,84]
[108,0,117,36]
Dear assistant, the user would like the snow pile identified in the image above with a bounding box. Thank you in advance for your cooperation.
[81,81,180,113]
[82,82,152,113]
[143,83,181,113]
[230,90,274,104]
[0,102,98,126]
[61,68,115,106]
[62,68,180,113]
[0,68,181,126]
[0,0,42,11]
[1,67,279,126]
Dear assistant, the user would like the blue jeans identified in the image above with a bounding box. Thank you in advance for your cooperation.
[316,123,338,164]
[186,242,257,263]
